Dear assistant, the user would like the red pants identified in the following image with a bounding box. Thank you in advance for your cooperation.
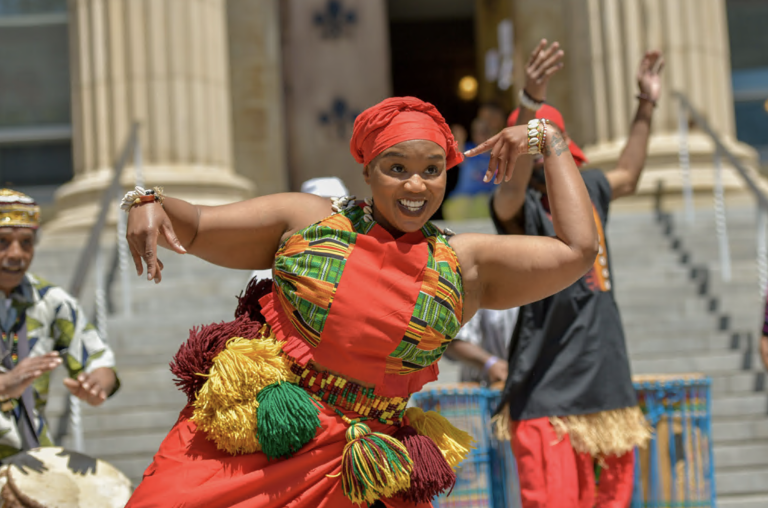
[510,417,635,508]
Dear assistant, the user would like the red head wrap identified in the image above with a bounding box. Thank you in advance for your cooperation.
[350,97,463,170]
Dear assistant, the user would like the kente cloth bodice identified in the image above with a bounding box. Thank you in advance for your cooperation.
[259,202,464,399]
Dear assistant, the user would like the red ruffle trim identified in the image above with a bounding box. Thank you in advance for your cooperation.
[259,290,315,366]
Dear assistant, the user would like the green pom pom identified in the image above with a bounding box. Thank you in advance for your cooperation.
[256,382,321,459]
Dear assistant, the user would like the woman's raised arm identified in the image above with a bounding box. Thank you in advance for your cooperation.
[126,192,331,283]
[454,124,598,318]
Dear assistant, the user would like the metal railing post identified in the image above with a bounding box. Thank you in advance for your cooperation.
[712,150,732,282]
[56,122,139,446]
[678,100,695,224]
[757,207,768,300]
[134,132,144,188]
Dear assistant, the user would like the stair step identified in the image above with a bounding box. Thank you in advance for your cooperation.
[716,466,768,496]
[718,494,768,508]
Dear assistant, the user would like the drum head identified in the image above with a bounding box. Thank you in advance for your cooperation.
[4,447,132,508]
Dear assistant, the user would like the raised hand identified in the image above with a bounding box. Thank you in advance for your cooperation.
[126,202,186,284]
[62,368,114,407]
[637,50,664,103]
[524,39,565,102]
[0,352,61,399]
[464,124,531,184]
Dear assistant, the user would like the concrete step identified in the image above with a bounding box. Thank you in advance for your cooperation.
[719,494,768,508]
[715,441,768,469]
[713,415,768,443]
[716,466,768,496]
[630,351,747,375]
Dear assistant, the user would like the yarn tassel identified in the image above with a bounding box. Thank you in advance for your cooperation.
[191,336,294,455]
[340,422,413,505]
[394,425,456,503]
[256,382,322,459]
[405,407,475,469]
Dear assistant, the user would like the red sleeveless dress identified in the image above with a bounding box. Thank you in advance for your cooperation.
[127,203,464,508]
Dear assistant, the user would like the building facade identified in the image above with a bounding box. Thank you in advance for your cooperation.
[0,0,762,237]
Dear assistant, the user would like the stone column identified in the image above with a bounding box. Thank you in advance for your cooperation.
[511,0,760,197]
[226,0,288,197]
[45,0,253,237]
[280,0,391,198]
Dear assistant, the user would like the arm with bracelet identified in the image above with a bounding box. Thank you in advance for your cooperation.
[492,39,565,235]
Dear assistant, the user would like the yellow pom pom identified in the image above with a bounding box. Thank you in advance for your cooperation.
[192,337,297,455]
[406,407,475,469]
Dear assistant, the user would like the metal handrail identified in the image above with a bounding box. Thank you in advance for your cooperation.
[675,92,768,298]
[676,93,768,210]
[55,122,141,449]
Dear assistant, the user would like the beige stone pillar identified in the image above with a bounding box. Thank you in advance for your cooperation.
[510,0,759,198]
[226,0,288,196]
[45,0,253,237]
[280,0,391,198]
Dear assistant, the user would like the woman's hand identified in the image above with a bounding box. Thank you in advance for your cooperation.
[524,39,565,102]
[126,203,187,284]
[464,124,530,184]
[637,50,664,104]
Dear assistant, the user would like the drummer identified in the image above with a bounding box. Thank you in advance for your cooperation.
[0,189,119,460]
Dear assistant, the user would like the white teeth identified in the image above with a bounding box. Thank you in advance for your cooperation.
[398,199,425,211]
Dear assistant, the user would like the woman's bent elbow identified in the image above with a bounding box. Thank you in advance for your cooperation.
[577,241,599,272]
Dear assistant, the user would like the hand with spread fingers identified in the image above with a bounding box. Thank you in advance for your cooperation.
[637,50,664,104]
[63,367,116,406]
[464,123,551,185]
[0,352,62,400]
[524,39,565,103]
[126,202,187,284]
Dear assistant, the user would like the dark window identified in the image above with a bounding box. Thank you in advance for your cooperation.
[733,100,768,161]
[727,0,768,70]
[0,0,66,16]
[0,22,70,127]
[0,142,73,187]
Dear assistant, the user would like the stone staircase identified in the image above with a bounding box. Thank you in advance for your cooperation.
[29,202,768,505]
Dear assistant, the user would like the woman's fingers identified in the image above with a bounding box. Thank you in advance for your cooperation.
[530,41,559,76]
[536,50,565,82]
[128,239,144,276]
[143,231,159,282]
[465,131,501,158]
[162,222,187,254]
[503,151,521,183]
[493,143,511,184]
[484,141,504,183]
[527,39,546,66]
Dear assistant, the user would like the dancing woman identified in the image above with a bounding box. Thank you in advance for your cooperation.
[124,97,597,508]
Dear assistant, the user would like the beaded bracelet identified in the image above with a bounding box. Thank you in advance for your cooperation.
[120,186,166,213]
[519,89,543,112]
[527,119,548,155]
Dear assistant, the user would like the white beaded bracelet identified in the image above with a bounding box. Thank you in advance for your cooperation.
[518,89,543,112]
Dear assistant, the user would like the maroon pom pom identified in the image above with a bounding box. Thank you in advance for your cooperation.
[235,277,273,322]
[393,425,456,503]
[170,314,266,403]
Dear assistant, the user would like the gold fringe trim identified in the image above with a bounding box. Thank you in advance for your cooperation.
[549,406,652,458]
[492,404,651,460]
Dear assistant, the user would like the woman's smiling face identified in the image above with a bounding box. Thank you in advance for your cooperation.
[363,139,447,237]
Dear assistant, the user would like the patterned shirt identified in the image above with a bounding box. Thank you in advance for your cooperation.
[0,273,118,459]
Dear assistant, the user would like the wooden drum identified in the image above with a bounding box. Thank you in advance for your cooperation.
[0,447,132,508]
